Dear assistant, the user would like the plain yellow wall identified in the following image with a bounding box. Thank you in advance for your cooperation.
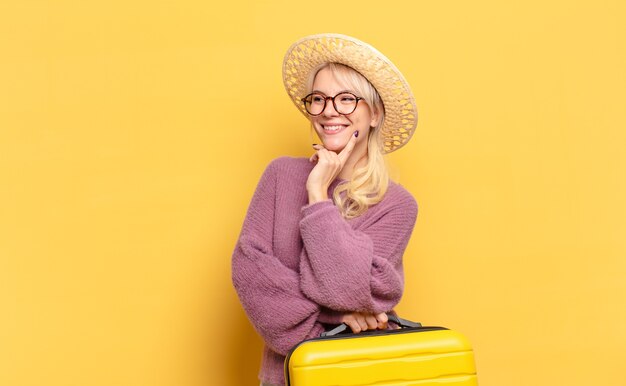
[1,1,625,385]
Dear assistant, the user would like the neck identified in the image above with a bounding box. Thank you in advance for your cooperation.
[339,143,368,180]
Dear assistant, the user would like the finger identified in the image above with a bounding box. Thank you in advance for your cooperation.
[321,147,341,165]
[375,313,388,330]
[311,144,332,163]
[337,131,359,164]
[346,320,361,334]
[310,144,324,162]
[365,314,378,330]
[316,148,338,168]
[357,315,368,331]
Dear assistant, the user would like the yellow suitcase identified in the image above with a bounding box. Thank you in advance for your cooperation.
[285,315,477,386]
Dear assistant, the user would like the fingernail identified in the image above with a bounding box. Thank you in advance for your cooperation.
[354,131,359,138]
[312,143,318,147]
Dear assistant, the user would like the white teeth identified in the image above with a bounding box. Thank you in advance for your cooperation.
[323,125,344,131]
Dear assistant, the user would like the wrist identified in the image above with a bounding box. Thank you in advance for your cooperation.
[308,189,328,204]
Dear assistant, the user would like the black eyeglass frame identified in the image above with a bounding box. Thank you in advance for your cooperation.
[300,92,364,116]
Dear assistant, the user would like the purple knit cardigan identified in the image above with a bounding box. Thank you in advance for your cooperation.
[231,157,418,385]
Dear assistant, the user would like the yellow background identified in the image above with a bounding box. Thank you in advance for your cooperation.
[1,1,625,385]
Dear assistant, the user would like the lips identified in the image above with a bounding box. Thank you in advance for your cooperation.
[322,124,348,133]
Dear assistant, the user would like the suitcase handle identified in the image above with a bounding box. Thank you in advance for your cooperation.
[321,314,422,337]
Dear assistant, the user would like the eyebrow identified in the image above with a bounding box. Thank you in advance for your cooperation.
[310,89,354,95]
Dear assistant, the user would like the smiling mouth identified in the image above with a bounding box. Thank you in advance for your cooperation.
[322,124,348,133]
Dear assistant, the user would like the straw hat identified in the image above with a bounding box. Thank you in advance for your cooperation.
[282,33,418,153]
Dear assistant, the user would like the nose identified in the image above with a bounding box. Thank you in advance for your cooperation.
[322,97,340,117]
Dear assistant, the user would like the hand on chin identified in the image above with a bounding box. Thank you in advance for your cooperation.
[321,137,350,153]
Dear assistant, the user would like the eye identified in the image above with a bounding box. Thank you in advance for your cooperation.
[338,93,357,103]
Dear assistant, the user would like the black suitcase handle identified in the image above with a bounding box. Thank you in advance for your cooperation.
[321,314,422,337]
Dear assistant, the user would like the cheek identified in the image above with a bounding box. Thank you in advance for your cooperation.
[311,119,323,132]
[355,113,372,129]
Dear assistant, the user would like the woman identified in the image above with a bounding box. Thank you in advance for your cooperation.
[232,34,419,386]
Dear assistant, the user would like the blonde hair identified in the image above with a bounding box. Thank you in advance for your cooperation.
[306,62,389,219]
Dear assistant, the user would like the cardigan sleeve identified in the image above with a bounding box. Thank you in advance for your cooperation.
[298,190,418,313]
[231,160,325,356]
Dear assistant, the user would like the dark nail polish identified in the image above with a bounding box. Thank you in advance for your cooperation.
[354,131,359,138]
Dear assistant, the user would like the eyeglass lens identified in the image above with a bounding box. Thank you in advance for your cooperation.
[303,93,359,115]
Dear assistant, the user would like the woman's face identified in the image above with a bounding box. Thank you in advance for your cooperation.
[309,67,379,153]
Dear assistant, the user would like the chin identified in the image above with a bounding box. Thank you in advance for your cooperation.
[322,140,347,153]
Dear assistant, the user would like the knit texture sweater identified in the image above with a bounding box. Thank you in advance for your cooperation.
[231,156,418,385]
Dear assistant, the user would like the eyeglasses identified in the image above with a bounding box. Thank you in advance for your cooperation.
[301,92,363,116]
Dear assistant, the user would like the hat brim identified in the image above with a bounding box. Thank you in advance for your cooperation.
[282,33,418,153]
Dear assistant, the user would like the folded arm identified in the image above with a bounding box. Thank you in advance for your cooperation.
[232,160,334,355]
[299,193,418,314]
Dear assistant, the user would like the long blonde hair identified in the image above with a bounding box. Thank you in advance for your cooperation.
[306,62,389,219]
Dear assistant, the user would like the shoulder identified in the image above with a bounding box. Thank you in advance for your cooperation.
[356,181,418,230]
[387,181,418,208]
[379,181,418,217]
[264,156,312,178]
[249,157,311,201]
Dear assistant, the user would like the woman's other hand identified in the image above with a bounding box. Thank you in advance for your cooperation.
[340,311,388,333]
[306,132,358,204]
